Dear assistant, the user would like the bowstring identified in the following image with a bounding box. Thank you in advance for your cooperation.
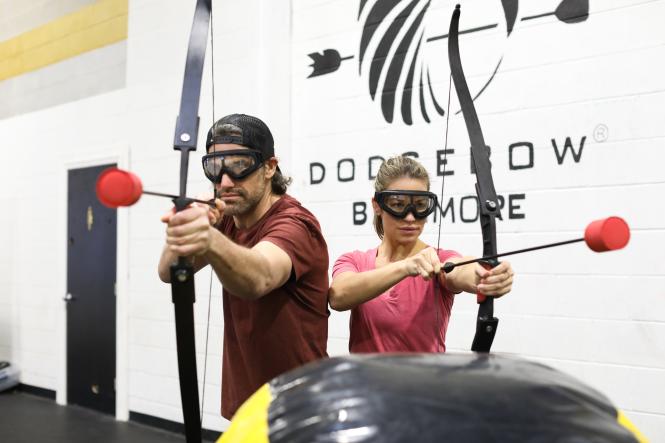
[434,72,453,353]
[200,2,216,425]
[437,72,452,253]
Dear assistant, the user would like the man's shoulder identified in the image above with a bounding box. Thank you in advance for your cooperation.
[275,194,309,214]
[271,194,321,226]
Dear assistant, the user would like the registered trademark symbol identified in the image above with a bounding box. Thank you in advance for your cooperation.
[593,124,609,142]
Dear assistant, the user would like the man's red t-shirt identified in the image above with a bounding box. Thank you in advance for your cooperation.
[218,194,329,418]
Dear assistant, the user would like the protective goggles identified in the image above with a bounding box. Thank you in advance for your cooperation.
[374,190,438,219]
[201,149,264,182]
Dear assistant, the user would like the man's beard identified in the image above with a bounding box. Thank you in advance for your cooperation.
[221,179,266,217]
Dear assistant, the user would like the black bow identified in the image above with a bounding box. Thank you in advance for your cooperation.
[170,1,212,441]
[447,5,501,353]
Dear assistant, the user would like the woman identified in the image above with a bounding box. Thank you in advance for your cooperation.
[329,156,514,353]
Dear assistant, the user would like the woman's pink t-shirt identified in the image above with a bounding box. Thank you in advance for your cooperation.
[332,247,460,353]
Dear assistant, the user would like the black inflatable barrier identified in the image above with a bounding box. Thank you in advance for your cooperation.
[219,353,647,443]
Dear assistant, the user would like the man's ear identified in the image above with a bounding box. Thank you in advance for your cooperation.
[264,157,278,179]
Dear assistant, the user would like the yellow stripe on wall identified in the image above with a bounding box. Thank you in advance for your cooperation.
[0,0,128,81]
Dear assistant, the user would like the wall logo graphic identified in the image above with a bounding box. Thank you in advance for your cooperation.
[307,0,589,125]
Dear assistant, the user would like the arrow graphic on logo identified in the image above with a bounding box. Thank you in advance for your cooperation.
[307,49,354,78]
[307,0,589,79]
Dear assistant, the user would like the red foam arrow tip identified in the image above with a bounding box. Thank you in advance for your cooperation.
[96,168,143,208]
[584,216,630,252]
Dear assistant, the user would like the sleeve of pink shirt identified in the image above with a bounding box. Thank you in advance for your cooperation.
[332,250,364,277]
[438,248,461,263]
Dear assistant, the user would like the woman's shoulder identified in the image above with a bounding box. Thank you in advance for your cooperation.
[336,247,378,263]
[333,247,378,274]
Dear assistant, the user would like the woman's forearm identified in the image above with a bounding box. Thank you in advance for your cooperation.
[329,261,408,311]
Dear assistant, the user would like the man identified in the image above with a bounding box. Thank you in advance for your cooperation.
[158,113,329,418]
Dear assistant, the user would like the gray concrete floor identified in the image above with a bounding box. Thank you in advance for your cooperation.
[0,390,200,443]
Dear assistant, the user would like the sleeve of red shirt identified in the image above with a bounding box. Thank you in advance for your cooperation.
[259,211,327,281]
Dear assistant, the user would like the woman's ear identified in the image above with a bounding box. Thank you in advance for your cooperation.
[371,198,381,216]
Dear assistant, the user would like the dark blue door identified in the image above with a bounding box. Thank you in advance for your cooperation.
[66,164,116,415]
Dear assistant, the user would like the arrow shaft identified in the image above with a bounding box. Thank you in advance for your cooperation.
[143,190,179,199]
[143,190,214,207]
[444,237,585,272]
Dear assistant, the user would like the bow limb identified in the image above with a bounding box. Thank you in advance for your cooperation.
[170,1,212,441]
[448,5,501,353]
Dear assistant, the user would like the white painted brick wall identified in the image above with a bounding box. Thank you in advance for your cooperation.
[0,0,662,440]
[292,0,665,440]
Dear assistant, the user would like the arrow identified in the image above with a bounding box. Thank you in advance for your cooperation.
[442,216,630,274]
[96,167,215,208]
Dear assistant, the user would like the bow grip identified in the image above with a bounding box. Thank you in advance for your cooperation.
[476,258,499,303]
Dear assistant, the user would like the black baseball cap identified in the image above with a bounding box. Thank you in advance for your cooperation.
[206,114,275,159]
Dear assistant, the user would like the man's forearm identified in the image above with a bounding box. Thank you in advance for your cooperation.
[158,245,208,283]
[158,244,178,283]
[203,229,274,300]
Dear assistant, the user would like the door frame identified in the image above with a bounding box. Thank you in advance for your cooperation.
[57,144,129,421]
